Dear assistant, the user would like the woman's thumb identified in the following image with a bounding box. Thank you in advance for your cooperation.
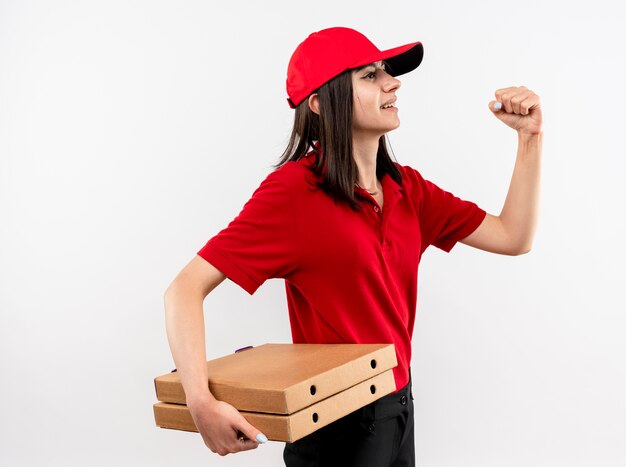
[238,418,268,444]
[490,100,503,112]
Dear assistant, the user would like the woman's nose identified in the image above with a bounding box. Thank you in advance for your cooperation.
[383,73,401,92]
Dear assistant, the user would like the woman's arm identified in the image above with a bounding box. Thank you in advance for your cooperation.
[164,255,267,455]
[460,86,543,255]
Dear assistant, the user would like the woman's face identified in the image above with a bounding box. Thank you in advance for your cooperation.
[351,61,402,137]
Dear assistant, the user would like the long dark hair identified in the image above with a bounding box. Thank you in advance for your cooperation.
[274,66,403,212]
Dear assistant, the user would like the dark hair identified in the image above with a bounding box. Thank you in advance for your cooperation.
[273,66,403,212]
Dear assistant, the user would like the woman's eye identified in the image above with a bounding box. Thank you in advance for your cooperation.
[365,71,376,79]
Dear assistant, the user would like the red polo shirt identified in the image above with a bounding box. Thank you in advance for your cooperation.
[197,150,486,392]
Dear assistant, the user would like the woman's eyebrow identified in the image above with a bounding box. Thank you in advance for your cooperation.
[356,61,386,72]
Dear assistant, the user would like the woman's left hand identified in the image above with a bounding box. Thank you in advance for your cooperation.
[489,86,542,136]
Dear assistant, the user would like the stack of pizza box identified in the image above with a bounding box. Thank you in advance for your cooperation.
[153,343,397,442]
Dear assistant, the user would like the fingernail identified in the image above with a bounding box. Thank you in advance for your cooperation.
[494,101,502,110]
[256,433,268,443]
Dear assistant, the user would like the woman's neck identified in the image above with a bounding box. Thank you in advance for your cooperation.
[353,137,380,191]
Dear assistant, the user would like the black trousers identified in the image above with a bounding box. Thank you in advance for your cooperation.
[283,373,415,467]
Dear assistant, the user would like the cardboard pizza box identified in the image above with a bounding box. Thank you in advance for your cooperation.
[154,343,397,414]
[154,369,395,442]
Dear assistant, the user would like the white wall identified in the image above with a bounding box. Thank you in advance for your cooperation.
[1,0,624,466]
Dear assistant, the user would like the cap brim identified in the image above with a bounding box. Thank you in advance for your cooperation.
[379,42,424,77]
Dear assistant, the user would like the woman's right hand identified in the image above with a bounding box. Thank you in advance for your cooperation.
[188,396,268,456]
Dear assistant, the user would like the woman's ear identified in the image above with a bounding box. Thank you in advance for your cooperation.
[308,93,320,115]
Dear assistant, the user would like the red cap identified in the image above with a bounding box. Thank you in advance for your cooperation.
[286,27,424,109]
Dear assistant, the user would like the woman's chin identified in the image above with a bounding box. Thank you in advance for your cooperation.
[387,120,401,132]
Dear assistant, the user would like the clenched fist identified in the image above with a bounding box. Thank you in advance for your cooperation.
[490,86,542,136]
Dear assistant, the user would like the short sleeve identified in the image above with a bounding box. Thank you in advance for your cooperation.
[417,174,486,253]
[197,171,299,295]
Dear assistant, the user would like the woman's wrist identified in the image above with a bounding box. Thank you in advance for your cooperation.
[517,130,543,140]
[186,388,217,409]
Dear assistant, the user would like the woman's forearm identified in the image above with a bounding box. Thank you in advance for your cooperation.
[164,285,216,406]
[499,131,543,253]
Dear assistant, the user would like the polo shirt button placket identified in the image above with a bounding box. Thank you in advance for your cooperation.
[373,205,380,213]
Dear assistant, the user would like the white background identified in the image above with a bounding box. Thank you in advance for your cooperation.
[1,1,625,466]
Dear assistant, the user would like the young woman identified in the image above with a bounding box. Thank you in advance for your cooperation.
[163,27,543,466]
